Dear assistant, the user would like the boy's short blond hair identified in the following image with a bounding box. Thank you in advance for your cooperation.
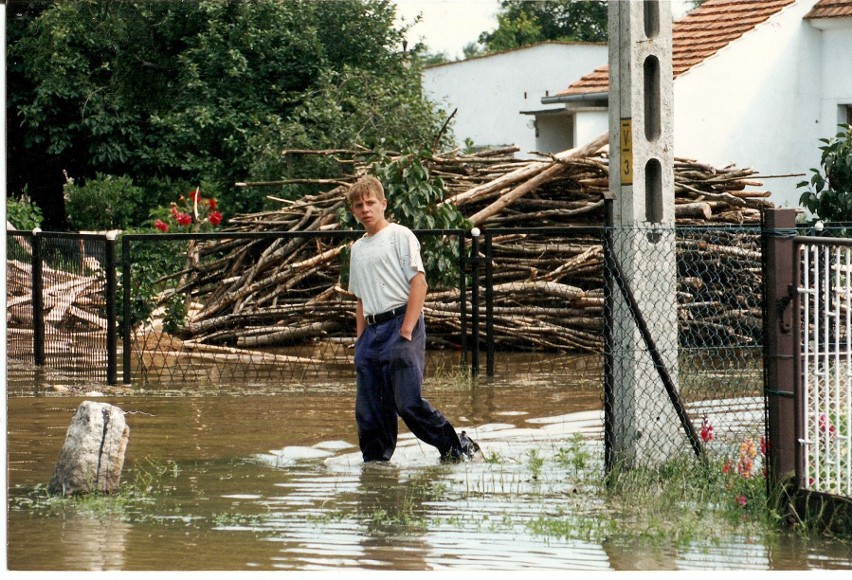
[346,175,385,205]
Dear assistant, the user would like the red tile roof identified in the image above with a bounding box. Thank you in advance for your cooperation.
[557,0,796,97]
[805,0,852,19]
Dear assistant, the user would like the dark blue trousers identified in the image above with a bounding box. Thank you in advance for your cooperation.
[354,314,461,461]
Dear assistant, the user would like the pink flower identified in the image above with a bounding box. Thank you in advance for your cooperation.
[737,495,747,507]
[208,211,223,226]
[700,417,714,443]
[154,219,169,232]
[175,212,193,227]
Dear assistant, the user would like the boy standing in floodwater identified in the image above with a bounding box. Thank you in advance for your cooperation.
[345,175,477,462]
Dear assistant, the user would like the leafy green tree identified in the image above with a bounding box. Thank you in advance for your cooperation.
[7,0,451,227]
[478,0,608,52]
[799,125,852,222]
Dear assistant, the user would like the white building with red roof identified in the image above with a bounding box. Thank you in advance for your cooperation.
[537,0,852,210]
[422,41,607,158]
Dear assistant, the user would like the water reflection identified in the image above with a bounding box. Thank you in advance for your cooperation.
[6,358,852,571]
[58,516,132,571]
[354,463,433,570]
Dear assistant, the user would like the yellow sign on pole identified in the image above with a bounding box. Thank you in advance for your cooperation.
[620,118,633,185]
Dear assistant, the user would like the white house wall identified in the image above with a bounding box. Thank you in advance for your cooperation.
[820,25,852,127]
[423,43,607,158]
[573,109,609,148]
[673,0,823,210]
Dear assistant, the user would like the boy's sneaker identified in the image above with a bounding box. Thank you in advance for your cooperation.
[443,431,481,462]
[459,431,480,458]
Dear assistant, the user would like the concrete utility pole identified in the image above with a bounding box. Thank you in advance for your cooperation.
[607,0,687,467]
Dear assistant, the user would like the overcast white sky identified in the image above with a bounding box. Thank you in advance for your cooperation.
[393,1,693,60]
[393,0,500,59]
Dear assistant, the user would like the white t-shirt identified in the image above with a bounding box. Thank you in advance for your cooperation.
[348,223,425,317]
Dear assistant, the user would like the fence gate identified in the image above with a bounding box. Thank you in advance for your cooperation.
[793,234,852,501]
[765,208,852,528]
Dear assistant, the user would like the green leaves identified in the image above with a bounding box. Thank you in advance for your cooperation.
[9,0,450,225]
[799,125,852,222]
[479,0,608,53]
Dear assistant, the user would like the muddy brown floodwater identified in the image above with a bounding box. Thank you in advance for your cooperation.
[5,356,852,571]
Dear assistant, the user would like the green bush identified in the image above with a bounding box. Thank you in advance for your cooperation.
[799,124,852,222]
[64,173,145,231]
[7,193,44,230]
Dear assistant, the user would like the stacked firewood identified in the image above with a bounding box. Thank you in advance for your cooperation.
[173,138,772,353]
[6,258,108,331]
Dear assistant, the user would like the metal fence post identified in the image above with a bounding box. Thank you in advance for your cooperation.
[105,232,118,385]
[458,231,469,372]
[470,227,481,378]
[484,231,495,377]
[603,201,615,473]
[31,228,45,366]
[121,235,132,384]
[762,208,798,489]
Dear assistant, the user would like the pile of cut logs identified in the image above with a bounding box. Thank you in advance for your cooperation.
[5,139,773,355]
[176,137,772,352]
[6,232,108,332]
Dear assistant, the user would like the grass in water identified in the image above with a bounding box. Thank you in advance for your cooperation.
[525,437,795,549]
[8,456,180,518]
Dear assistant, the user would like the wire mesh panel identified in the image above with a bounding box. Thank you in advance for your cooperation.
[122,230,468,387]
[7,225,770,463]
[797,236,852,499]
[6,231,114,382]
[676,227,765,448]
[7,231,36,361]
[481,227,606,381]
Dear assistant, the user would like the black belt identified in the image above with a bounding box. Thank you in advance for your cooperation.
[365,306,406,325]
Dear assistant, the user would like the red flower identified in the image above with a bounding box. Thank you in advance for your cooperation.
[722,461,731,474]
[760,436,768,455]
[207,197,217,210]
[737,495,747,507]
[700,417,713,443]
[176,212,193,227]
[819,414,836,437]
[154,219,169,232]
[189,188,201,203]
[208,211,223,226]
